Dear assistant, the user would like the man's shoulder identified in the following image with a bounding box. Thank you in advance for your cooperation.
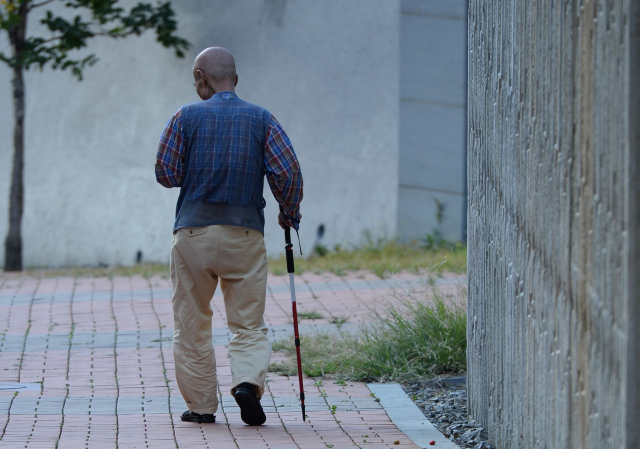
[178,100,206,115]
[226,97,273,121]
[180,96,272,118]
[236,98,271,115]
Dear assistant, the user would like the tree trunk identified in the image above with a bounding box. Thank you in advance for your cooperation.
[4,6,27,271]
[4,65,25,271]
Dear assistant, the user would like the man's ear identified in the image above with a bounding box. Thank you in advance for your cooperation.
[194,69,202,82]
[234,74,239,87]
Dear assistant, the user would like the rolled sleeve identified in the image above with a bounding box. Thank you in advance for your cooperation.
[265,115,303,230]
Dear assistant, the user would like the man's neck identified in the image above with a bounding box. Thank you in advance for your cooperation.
[212,84,236,95]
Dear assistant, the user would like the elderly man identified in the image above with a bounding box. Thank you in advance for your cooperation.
[155,47,303,426]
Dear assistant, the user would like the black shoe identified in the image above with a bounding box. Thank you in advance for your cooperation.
[234,382,266,425]
[180,410,216,423]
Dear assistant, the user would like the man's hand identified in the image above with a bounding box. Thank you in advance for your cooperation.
[279,209,301,230]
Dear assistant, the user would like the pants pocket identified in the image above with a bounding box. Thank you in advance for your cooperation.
[181,227,208,237]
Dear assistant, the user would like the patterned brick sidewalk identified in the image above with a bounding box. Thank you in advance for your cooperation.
[0,271,465,449]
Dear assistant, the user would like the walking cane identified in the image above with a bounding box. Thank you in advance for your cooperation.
[284,226,306,422]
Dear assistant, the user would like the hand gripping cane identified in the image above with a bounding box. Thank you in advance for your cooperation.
[285,226,306,421]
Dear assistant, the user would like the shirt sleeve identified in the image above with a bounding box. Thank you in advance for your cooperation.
[265,115,303,230]
[155,109,186,188]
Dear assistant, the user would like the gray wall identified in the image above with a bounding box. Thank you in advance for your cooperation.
[628,3,640,446]
[467,1,639,448]
[0,0,399,268]
[397,0,467,243]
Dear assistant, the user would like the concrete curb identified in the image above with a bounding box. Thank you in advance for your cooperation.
[367,383,460,449]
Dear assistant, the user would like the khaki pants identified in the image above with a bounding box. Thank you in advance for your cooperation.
[170,224,271,415]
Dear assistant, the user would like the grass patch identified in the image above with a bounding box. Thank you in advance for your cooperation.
[297,310,324,320]
[269,284,466,382]
[271,332,353,377]
[4,235,466,280]
[269,237,466,278]
[0,235,467,279]
[4,263,172,279]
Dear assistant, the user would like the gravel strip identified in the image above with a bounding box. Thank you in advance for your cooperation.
[402,377,496,449]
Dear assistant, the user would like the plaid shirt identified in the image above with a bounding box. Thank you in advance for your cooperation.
[155,92,303,231]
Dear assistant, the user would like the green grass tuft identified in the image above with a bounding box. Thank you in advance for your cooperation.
[297,310,324,320]
[329,315,349,328]
[269,285,467,382]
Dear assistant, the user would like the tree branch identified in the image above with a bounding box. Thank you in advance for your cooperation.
[32,34,63,47]
[28,0,56,10]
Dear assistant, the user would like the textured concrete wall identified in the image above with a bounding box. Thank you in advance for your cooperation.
[467,1,639,448]
[627,4,640,446]
[397,0,468,243]
[0,0,399,267]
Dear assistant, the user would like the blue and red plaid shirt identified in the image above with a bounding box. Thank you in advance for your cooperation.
[155,92,303,232]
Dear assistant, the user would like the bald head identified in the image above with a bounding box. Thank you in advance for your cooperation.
[193,47,236,84]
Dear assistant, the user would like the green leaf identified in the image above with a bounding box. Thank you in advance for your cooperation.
[1,0,190,75]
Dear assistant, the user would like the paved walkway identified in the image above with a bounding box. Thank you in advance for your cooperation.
[0,271,465,449]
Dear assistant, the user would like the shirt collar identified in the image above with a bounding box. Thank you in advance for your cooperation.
[215,91,237,100]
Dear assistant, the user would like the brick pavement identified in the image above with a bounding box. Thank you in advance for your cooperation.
[0,271,465,449]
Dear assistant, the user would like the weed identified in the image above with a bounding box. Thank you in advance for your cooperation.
[268,361,297,377]
[272,339,290,352]
[297,310,324,320]
[434,197,444,224]
[269,331,352,378]
[330,405,337,414]
[423,230,447,250]
[348,291,466,380]
[329,316,349,328]
[268,238,466,278]
[151,337,172,342]
[269,284,466,382]
[314,244,329,257]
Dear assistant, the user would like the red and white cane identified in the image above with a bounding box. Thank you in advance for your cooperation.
[284,226,306,421]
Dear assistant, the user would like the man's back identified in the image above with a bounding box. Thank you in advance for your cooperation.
[176,92,271,232]
[156,89,302,234]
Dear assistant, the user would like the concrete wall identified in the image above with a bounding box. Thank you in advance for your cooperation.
[467,1,639,448]
[628,4,640,446]
[0,0,399,267]
[397,0,467,243]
